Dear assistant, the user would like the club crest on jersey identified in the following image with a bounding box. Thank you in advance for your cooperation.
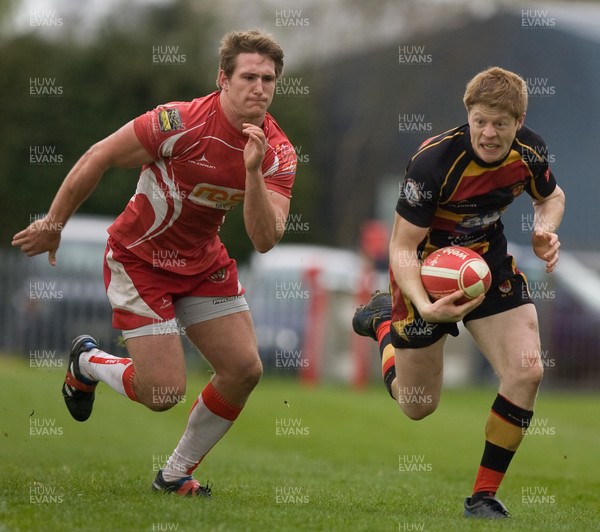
[499,279,513,295]
[275,143,298,174]
[189,183,245,210]
[511,183,525,197]
[158,108,183,132]
[401,178,429,207]
[208,267,229,284]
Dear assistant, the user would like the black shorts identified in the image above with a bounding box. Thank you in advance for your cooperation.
[389,271,533,349]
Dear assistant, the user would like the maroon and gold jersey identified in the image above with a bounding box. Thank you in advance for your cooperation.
[396,123,557,278]
[108,91,297,276]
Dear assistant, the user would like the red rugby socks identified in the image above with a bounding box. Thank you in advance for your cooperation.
[162,381,242,481]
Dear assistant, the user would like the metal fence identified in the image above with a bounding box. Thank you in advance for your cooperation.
[2,245,599,389]
[0,247,119,360]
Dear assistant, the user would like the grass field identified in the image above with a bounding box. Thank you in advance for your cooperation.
[1,356,599,532]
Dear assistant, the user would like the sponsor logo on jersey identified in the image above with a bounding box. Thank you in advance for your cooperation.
[188,183,244,210]
[458,210,502,230]
[159,297,172,309]
[158,108,183,132]
[190,153,216,170]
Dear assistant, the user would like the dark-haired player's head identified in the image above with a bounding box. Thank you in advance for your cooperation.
[216,29,284,89]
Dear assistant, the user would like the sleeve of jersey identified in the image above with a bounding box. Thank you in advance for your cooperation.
[262,139,297,198]
[133,104,186,160]
[524,132,557,200]
[395,158,440,228]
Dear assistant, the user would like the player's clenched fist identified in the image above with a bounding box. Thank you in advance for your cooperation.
[242,122,267,174]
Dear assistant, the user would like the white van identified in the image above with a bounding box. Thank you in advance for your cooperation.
[243,244,377,381]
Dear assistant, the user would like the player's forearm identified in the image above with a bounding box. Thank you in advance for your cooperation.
[389,214,432,314]
[389,243,431,314]
[46,146,107,226]
[532,185,565,233]
[243,170,284,253]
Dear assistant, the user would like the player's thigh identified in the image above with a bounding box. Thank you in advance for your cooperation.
[465,303,540,375]
[395,335,447,407]
[390,281,456,394]
[124,332,187,392]
[184,310,262,379]
[465,303,543,402]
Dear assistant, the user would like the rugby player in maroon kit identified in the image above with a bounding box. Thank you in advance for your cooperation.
[13,29,296,497]
[353,67,564,518]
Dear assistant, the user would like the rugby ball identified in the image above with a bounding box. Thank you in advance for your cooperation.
[420,246,491,303]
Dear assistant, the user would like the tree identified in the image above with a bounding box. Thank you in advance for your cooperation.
[1,0,319,261]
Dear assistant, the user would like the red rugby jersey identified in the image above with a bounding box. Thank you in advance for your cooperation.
[108,91,297,276]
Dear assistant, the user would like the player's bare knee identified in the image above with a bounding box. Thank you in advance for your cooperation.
[400,403,438,421]
[220,355,262,389]
[141,379,186,412]
[238,357,263,390]
[524,361,544,389]
[397,394,439,420]
[146,400,176,412]
[145,390,186,412]
[506,357,544,393]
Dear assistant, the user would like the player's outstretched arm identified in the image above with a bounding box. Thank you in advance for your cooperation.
[531,185,565,273]
[11,121,153,265]
[241,122,290,253]
[389,214,483,323]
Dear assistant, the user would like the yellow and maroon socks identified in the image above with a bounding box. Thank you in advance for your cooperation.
[375,320,396,398]
[471,393,533,502]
